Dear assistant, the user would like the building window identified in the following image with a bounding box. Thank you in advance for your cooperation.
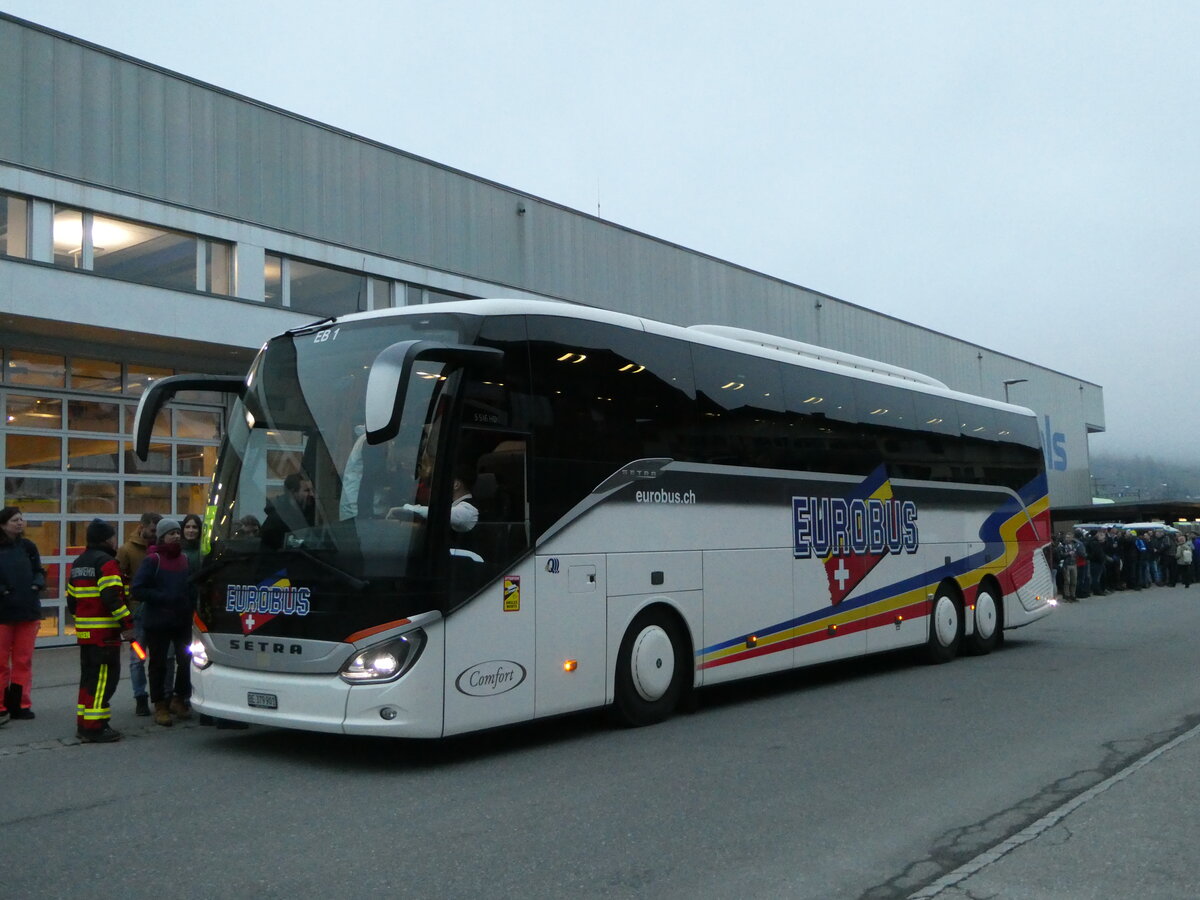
[50,206,233,295]
[52,207,85,268]
[287,258,365,316]
[425,287,475,305]
[264,254,367,316]
[0,192,29,259]
[91,214,197,291]
[205,240,232,295]
[369,277,393,309]
[6,351,67,389]
[264,253,283,304]
[71,358,123,393]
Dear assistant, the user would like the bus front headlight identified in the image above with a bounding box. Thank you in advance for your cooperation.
[190,636,212,670]
[339,630,426,684]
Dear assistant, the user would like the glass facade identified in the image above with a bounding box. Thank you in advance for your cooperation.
[1,347,225,646]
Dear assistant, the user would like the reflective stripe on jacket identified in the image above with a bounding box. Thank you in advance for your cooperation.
[68,546,132,646]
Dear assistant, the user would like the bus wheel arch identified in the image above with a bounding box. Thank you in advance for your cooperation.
[965,577,1004,655]
[611,603,693,727]
[924,579,964,664]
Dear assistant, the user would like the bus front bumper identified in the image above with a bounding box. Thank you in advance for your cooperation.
[191,662,444,738]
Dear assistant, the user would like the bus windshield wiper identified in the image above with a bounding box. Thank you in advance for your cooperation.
[286,316,337,336]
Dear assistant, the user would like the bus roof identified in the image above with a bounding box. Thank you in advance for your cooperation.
[325,298,1036,419]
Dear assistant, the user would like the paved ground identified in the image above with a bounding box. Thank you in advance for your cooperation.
[0,645,204,752]
[6,624,1200,898]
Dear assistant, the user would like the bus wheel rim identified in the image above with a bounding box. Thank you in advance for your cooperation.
[934,595,959,647]
[975,591,997,640]
[631,625,675,702]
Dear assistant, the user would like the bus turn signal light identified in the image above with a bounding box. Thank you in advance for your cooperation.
[563,660,577,673]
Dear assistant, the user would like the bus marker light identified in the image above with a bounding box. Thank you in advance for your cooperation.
[746,635,758,648]
[563,659,577,673]
[827,624,837,635]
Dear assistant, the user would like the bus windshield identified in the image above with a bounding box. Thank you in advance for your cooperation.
[202,312,478,633]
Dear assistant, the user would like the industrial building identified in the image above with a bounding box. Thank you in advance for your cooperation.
[0,13,1104,645]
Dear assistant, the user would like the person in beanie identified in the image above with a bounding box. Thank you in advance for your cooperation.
[67,518,134,743]
[131,517,194,726]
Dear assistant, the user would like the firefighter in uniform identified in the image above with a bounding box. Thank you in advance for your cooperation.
[67,518,134,743]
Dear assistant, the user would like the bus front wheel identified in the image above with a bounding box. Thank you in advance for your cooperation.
[612,609,686,727]
[924,586,963,664]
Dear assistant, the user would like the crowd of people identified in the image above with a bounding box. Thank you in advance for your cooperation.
[1052,526,1197,601]
[0,504,210,743]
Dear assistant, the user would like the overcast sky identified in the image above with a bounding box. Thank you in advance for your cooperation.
[5,1,1197,461]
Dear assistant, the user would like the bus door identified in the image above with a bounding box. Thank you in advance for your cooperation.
[441,427,537,736]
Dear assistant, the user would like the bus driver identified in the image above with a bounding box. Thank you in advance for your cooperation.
[388,465,478,534]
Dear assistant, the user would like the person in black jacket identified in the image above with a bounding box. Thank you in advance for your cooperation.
[260,473,315,550]
[0,506,46,719]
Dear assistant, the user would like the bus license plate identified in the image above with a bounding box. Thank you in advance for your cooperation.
[247,691,278,710]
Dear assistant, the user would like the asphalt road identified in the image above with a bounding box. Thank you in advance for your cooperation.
[4,587,1200,899]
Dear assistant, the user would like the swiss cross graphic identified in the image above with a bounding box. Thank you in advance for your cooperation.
[241,610,278,635]
[819,466,893,605]
[832,559,851,591]
[822,543,886,605]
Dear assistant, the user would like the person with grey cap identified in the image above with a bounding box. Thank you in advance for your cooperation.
[130,517,195,726]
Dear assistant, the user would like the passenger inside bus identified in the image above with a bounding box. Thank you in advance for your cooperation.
[260,473,315,549]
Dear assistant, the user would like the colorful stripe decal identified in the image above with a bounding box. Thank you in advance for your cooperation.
[698,472,1049,670]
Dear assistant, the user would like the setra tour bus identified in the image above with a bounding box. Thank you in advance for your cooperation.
[135,299,1056,737]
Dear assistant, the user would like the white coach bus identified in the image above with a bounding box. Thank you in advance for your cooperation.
[135,299,1056,737]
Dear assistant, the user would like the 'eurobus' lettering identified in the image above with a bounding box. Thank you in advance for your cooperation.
[792,496,918,558]
[225,584,312,616]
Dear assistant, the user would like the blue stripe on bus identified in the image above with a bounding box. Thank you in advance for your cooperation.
[697,510,1030,657]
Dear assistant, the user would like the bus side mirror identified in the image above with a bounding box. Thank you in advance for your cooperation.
[365,342,502,445]
[133,374,245,461]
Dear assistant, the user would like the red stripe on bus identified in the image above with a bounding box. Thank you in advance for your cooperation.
[344,619,412,644]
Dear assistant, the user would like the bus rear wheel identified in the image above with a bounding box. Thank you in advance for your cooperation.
[924,586,963,664]
[612,609,686,727]
[965,584,1002,655]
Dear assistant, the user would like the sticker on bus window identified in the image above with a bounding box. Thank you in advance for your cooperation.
[203,505,217,555]
[503,576,521,612]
